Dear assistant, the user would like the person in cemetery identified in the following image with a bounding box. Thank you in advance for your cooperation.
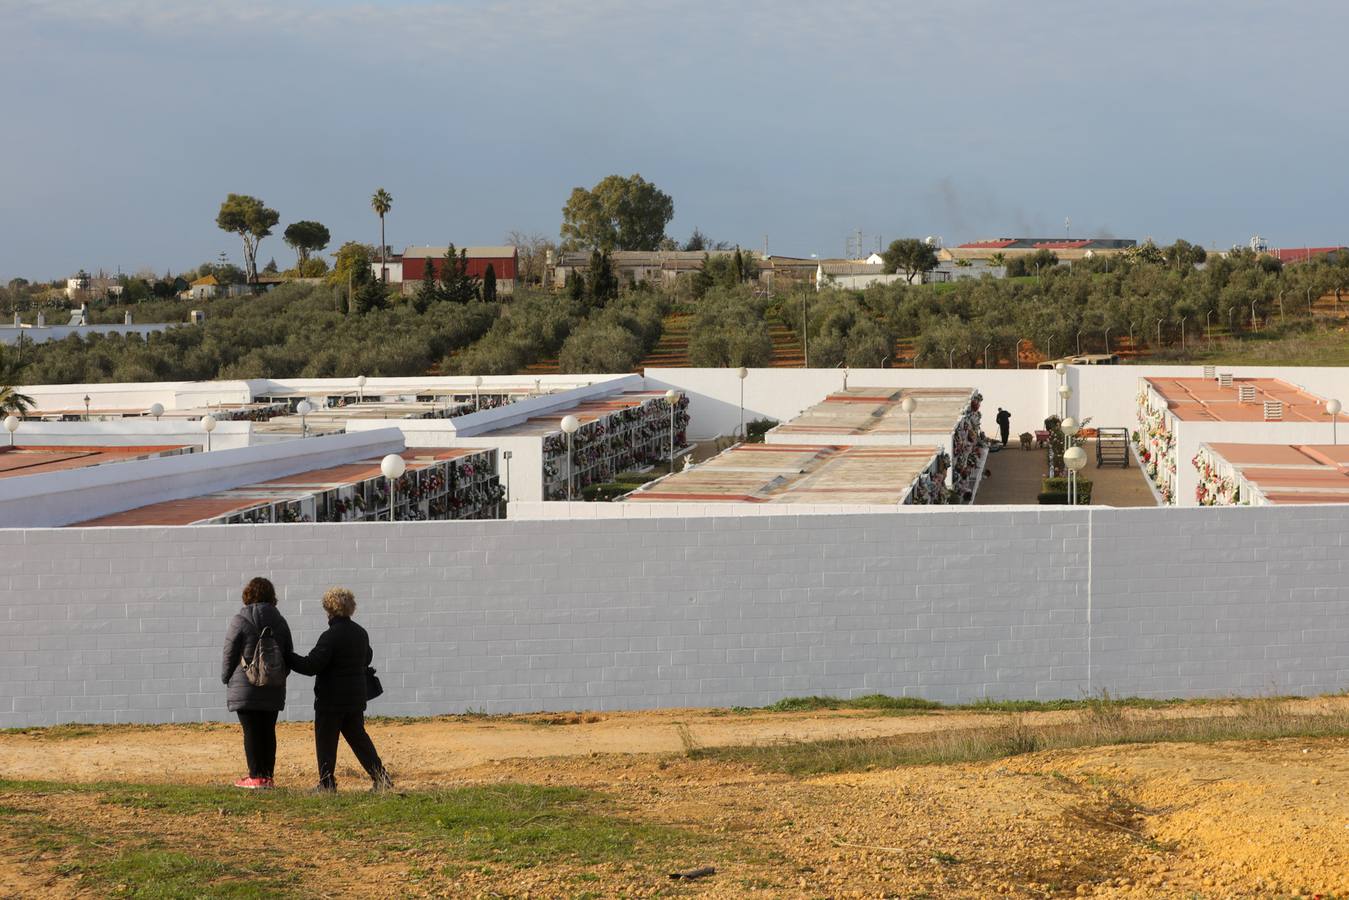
[996,407,1012,447]
[221,576,294,790]
[286,587,393,792]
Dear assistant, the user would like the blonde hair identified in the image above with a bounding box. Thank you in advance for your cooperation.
[321,587,357,618]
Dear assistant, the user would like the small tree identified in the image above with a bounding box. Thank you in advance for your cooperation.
[413,254,439,312]
[881,238,939,284]
[440,244,480,303]
[482,264,497,303]
[283,220,331,272]
[567,271,585,301]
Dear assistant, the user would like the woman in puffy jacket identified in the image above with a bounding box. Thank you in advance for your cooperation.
[221,576,294,789]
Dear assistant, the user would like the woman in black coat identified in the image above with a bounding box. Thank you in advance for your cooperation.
[221,576,294,789]
[287,587,391,792]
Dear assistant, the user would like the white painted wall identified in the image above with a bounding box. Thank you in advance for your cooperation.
[3,504,1347,727]
[7,420,252,452]
[0,429,405,528]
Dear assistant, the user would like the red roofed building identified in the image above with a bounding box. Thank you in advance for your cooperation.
[1273,246,1347,265]
[391,246,519,295]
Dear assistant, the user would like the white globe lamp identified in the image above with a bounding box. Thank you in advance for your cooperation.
[201,414,217,451]
[380,453,406,522]
[148,402,164,421]
[4,414,19,447]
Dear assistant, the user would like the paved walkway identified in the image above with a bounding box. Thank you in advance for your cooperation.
[975,437,1157,507]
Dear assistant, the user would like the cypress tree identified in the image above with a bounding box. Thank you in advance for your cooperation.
[482,264,497,303]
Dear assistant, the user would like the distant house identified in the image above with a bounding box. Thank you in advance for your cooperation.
[943,237,1136,263]
[397,246,518,296]
[187,275,219,300]
[550,249,760,290]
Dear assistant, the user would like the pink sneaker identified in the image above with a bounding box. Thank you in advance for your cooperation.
[233,776,271,789]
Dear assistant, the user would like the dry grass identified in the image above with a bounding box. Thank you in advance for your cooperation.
[693,697,1349,775]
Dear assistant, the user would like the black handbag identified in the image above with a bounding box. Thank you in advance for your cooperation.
[365,666,384,701]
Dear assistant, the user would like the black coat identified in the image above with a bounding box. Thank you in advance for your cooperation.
[287,616,373,712]
[221,603,294,713]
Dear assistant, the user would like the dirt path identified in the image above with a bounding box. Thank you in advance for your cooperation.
[6,701,1338,787]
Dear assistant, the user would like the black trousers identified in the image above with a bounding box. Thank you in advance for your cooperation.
[314,709,386,787]
[236,709,278,778]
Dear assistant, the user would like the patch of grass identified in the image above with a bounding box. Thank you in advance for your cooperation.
[95,850,294,899]
[0,780,714,876]
[762,694,944,713]
[691,698,1349,776]
[757,693,1196,715]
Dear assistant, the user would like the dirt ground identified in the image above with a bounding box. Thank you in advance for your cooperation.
[2,703,1347,898]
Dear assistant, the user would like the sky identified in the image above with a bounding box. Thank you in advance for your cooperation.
[2,0,1348,281]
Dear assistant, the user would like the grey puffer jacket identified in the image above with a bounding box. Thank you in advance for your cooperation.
[221,603,294,712]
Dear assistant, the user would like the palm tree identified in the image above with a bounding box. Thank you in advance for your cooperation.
[371,188,393,283]
[0,385,34,416]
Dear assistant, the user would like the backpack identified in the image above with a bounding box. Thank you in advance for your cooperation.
[243,626,288,688]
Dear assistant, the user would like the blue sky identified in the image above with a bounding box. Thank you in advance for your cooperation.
[2,0,1347,280]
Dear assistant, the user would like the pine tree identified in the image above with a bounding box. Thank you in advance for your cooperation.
[732,248,744,284]
[482,264,497,303]
[567,271,585,301]
[588,249,617,306]
[413,253,439,312]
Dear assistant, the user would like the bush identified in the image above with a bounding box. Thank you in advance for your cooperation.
[744,418,778,443]
[580,482,637,502]
[1038,477,1093,505]
[687,287,773,367]
[447,292,584,375]
[557,293,668,373]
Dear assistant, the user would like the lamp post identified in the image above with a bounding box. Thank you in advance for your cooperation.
[1328,399,1342,445]
[474,375,483,411]
[947,347,956,368]
[296,400,314,438]
[356,374,367,404]
[1015,338,1024,369]
[737,366,748,439]
[201,414,217,452]
[4,415,18,447]
[502,449,513,502]
[380,453,406,522]
[983,342,992,370]
[1061,416,1079,455]
[1103,326,1112,355]
[1076,329,1083,356]
[1205,310,1213,344]
[83,395,91,421]
[149,402,164,422]
[901,395,917,445]
[1064,445,1087,505]
[664,389,680,473]
[560,414,580,501]
[1251,299,1259,330]
[1058,384,1072,420]
[1156,318,1164,349]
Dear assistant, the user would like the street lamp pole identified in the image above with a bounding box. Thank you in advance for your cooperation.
[737,367,748,439]
[1328,400,1342,445]
[502,449,513,502]
[901,396,916,445]
[665,390,680,473]
[560,415,579,501]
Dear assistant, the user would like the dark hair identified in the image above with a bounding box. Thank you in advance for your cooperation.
[242,577,277,606]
